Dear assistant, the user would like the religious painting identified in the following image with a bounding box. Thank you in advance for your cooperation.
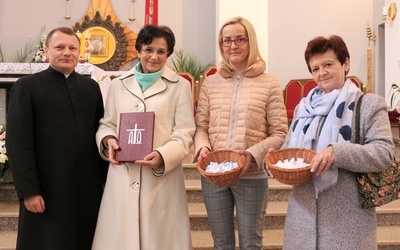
[91,35,108,56]
[79,26,116,65]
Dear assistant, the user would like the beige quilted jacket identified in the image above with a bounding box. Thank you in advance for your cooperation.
[194,60,288,177]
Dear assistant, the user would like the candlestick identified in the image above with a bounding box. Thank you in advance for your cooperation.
[84,32,91,62]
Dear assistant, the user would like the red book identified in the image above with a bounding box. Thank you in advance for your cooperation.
[115,112,155,162]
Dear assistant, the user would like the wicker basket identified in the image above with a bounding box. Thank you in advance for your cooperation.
[197,150,246,186]
[264,148,316,185]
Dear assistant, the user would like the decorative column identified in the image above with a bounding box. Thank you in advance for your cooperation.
[145,0,158,25]
[365,24,376,93]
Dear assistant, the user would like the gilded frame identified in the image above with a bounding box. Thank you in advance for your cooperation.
[80,27,116,65]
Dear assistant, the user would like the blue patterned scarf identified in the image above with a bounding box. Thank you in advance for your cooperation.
[288,79,361,197]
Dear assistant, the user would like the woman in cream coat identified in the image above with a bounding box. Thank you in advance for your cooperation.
[92,25,195,250]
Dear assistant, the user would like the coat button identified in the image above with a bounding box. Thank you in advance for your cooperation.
[136,103,144,111]
[131,181,140,190]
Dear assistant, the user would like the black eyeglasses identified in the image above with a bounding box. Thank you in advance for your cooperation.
[220,37,249,47]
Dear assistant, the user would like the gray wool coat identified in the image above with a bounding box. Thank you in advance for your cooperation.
[282,93,394,250]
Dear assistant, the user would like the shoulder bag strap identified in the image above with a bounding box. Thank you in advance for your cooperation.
[355,94,365,144]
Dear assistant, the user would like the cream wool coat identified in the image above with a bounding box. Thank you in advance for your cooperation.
[92,66,195,250]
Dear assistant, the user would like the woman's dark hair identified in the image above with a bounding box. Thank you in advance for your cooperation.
[46,27,80,47]
[135,25,175,57]
[304,35,350,74]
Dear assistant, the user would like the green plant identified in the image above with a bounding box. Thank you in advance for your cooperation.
[0,124,6,135]
[0,124,8,179]
[9,40,35,63]
[170,49,213,81]
[0,44,4,62]
[0,42,33,62]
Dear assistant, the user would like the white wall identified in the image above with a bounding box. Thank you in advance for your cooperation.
[268,0,374,88]
[0,0,215,66]
[179,0,216,65]
[216,0,269,70]
[1,0,393,99]
[373,0,386,97]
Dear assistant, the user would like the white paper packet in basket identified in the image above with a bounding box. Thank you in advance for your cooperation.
[205,161,238,173]
[274,157,311,169]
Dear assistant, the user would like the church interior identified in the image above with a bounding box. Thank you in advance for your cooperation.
[0,0,400,249]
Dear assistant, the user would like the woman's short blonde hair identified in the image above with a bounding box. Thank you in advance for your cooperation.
[218,16,264,69]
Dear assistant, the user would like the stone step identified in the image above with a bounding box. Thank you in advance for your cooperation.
[188,199,400,231]
[185,178,293,203]
[0,203,18,231]
[2,199,399,232]
[189,201,287,231]
[191,229,283,250]
[0,230,16,250]
[0,184,17,203]
[2,145,400,250]
[182,163,200,180]
[0,168,290,203]
[191,226,400,250]
[2,226,399,250]
[376,199,400,226]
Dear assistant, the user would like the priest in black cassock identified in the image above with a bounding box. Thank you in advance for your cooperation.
[6,27,107,250]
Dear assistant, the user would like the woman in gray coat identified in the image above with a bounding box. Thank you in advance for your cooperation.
[279,35,394,249]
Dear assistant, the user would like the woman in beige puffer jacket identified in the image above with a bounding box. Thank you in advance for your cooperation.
[194,16,288,250]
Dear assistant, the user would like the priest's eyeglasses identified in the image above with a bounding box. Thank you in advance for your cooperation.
[221,37,249,47]
[142,48,168,56]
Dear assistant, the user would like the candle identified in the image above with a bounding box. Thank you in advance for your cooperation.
[84,32,91,62]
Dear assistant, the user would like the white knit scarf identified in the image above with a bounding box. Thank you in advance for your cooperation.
[288,79,361,197]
